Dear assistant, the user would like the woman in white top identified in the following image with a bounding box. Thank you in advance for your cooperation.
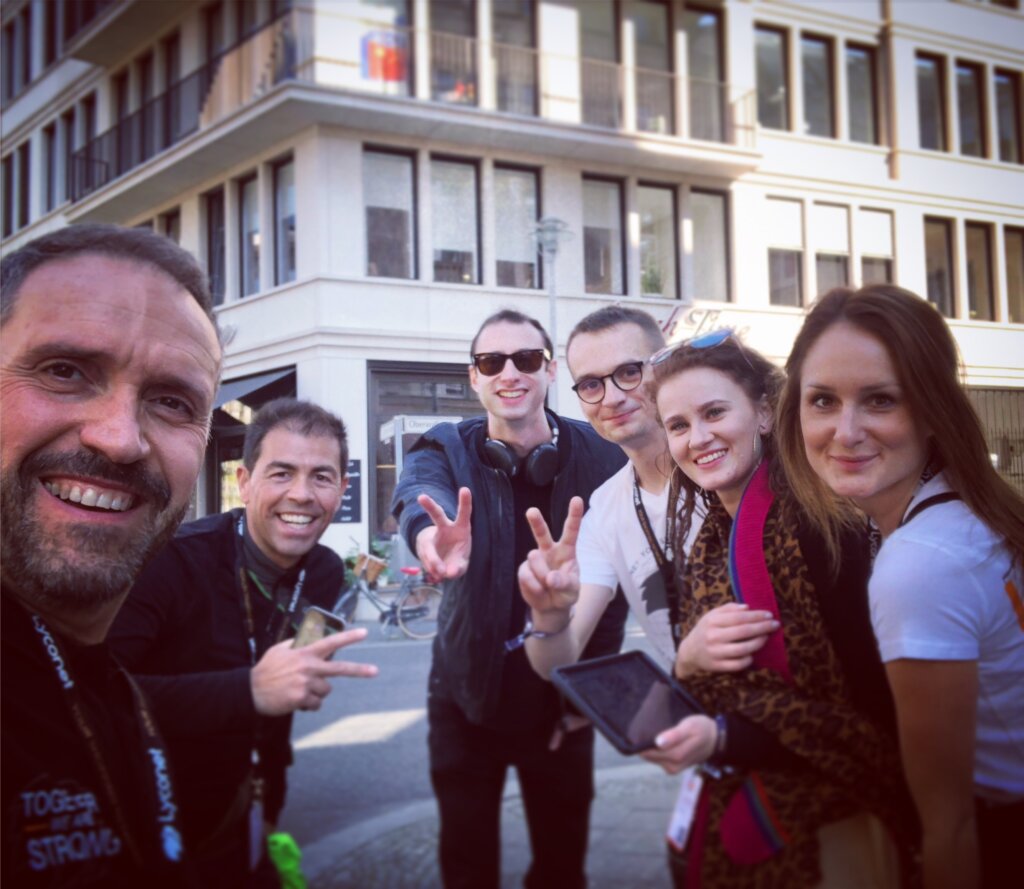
[777,284,1024,889]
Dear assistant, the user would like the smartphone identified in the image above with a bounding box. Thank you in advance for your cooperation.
[292,606,346,650]
[551,651,704,755]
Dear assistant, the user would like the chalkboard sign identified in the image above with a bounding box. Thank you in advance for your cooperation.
[333,459,361,523]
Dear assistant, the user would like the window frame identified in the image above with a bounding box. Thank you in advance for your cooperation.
[581,174,627,296]
[364,145,419,281]
[965,221,995,321]
[845,42,879,145]
[994,68,1023,164]
[493,162,542,290]
[237,172,261,298]
[430,153,481,286]
[755,25,790,131]
[801,32,835,139]
[955,59,988,158]
[924,216,956,318]
[272,155,297,286]
[637,180,680,300]
[690,186,731,302]
[916,53,948,152]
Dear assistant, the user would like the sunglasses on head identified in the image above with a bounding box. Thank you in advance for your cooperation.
[649,328,746,367]
[471,348,551,376]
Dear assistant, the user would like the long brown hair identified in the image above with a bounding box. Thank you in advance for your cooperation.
[648,333,787,567]
[777,285,1024,564]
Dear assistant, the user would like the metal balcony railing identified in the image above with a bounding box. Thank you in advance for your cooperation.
[69,12,755,203]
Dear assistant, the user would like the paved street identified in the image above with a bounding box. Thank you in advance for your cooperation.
[279,617,677,889]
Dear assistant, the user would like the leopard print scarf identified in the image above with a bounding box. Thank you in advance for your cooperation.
[678,494,915,888]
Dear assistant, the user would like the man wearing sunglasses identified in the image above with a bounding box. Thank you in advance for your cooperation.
[391,309,627,889]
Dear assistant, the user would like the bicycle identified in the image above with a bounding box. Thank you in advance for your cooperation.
[335,552,443,641]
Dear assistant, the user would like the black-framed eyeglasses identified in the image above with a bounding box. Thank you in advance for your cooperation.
[471,348,551,376]
[648,328,752,371]
[571,361,645,404]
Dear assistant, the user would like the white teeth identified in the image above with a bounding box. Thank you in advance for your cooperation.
[42,480,133,512]
[696,450,726,466]
[280,514,314,525]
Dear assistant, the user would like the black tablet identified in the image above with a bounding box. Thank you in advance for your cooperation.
[551,651,705,755]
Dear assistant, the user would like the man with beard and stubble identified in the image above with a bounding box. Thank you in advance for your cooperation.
[391,309,627,889]
[0,224,222,887]
[110,398,378,888]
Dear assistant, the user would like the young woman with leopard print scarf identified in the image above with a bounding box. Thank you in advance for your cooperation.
[642,330,918,888]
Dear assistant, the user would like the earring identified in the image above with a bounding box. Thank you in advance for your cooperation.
[752,427,763,463]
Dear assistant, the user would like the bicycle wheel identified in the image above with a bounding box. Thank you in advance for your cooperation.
[396,584,443,640]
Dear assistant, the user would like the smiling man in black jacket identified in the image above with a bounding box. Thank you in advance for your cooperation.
[109,398,377,888]
[391,310,627,889]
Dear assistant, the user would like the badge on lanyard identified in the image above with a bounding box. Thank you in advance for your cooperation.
[666,767,704,853]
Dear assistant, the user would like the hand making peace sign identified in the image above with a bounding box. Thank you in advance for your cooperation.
[517,495,585,617]
[414,487,473,583]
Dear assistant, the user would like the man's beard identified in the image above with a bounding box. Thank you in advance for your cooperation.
[1,450,185,614]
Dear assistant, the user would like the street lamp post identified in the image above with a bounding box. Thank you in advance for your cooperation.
[534,216,571,412]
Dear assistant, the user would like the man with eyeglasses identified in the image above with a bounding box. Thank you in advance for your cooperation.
[391,309,627,889]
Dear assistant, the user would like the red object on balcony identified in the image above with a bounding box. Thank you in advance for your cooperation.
[361,31,406,82]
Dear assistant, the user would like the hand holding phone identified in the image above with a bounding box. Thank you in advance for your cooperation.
[292,606,346,652]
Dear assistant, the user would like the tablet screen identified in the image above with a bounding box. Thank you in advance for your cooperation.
[552,651,703,754]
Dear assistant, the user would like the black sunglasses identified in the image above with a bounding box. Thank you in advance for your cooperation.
[571,361,645,404]
[471,349,551,376]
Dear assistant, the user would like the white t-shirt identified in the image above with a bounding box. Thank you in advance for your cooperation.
[578,462,701,668]
[871,472,1024,796]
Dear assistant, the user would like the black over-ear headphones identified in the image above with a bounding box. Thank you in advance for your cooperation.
[483,417,560,486]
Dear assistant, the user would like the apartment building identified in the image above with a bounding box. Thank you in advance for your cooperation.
[2,0,1022,558]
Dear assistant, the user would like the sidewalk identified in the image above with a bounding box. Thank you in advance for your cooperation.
[302,761,678,889]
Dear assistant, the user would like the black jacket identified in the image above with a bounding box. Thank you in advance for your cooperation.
[108,509,344,882]
[391,413,628,724]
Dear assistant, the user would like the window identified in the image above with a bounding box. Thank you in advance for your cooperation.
[43,0,57,68]
[965,223,994,320]
[924,217,954,317]
[846,44,877,145]
[43,124,57,213]
[802,35,834,138]
[239,174,260,297]
[2,21,15,101]
[138,52,156,162]
[431,157,479,284]
[1006,227,1024,323]
[161,208,181,244]
[17,5,30,88]
[917,54,947,151]
[493,0,537,116]
[583,177,625,295]
[859,208,894,284]
[813,204,849,295]
[1,154,13,238]
[163,31,182,148]
[61,109,75,202]
[580,0,620,128]
[364,149,416,280]
[494,165,540,288]
[638,184,677,298]
[629,0,674,135]
[767,198,803,306]
[691,189,729,301]
[682,7,724,142]
[273,158,296,285]
[205,187,226,305]
[431,0,477,105]
[956,62,987,158]
[17,141,30,229]
[82,93,97,194]
[756,27,789,130]
[995,70,1022,163]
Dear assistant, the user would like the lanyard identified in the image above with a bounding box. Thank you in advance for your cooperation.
[234,514,306,666]
[632,472,682,649]
[30,613,183,870]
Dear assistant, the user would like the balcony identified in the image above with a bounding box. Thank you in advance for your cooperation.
[64,0,195,67]
[69,10,757,212]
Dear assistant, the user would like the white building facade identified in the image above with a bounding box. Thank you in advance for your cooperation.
[3,0,1023,558]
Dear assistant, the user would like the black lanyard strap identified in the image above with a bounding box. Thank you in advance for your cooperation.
[31,614,183,870]
[632,472,682,648]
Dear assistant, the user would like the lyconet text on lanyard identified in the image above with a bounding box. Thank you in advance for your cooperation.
[30,612,185,869]
[632,470,683,650]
